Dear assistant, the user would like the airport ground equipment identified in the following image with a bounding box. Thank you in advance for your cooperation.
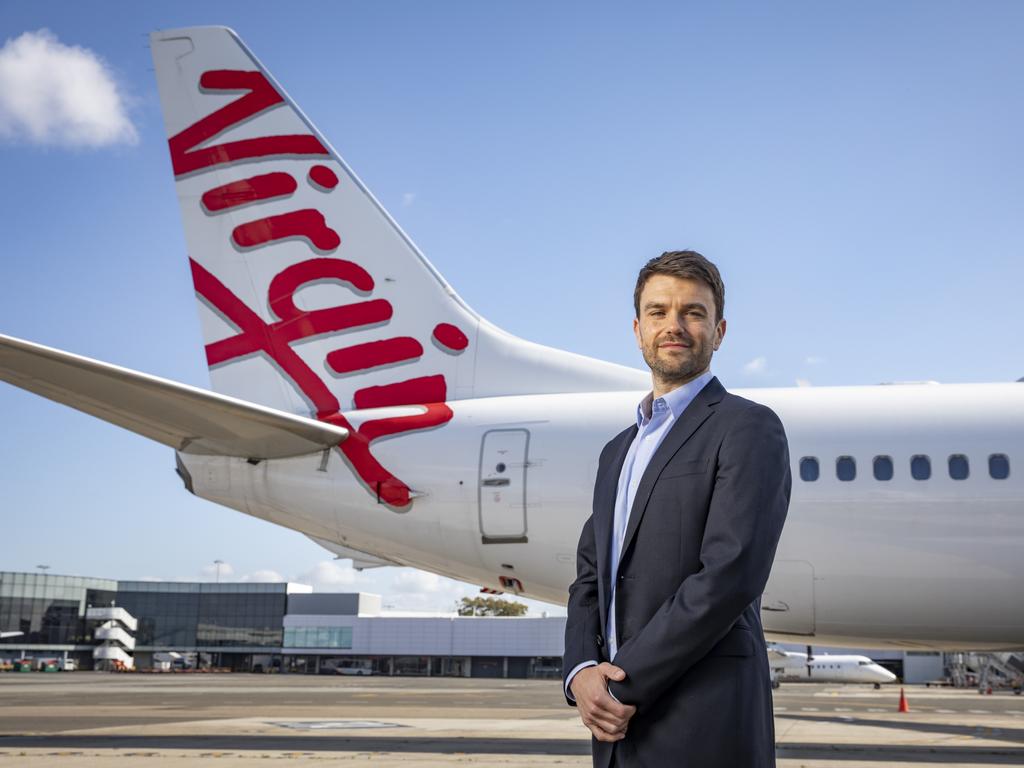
[951,652,1024,693]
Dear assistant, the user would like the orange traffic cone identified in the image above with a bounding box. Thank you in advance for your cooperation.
[898,687,910,713]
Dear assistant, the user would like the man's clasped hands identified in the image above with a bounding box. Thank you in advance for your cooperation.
[570,662,637,742]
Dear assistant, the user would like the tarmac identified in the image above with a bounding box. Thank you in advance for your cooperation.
[1,674,1022,766]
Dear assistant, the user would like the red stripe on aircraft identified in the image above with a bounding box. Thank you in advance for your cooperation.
[202,173,298,212]
[309,165,339,190]
[268,258,374,317]
[190,257,459,507]
[327,338,424,374]
[232,209,341,252]
[169,70,328,176]
[354,375,447,410]
[432,323,469,352]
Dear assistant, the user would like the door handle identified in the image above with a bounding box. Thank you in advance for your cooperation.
[482,478,510,487]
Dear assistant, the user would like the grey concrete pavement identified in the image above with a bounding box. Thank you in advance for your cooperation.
[1,675,1022,766]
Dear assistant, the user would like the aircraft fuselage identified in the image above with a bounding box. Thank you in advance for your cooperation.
[179,380,1024,651]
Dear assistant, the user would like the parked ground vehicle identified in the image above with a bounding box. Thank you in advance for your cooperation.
[325,659,372,676]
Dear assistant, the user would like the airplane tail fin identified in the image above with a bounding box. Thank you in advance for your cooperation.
[150,27,644,505]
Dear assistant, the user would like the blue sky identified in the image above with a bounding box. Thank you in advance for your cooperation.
[1,2,1022,611]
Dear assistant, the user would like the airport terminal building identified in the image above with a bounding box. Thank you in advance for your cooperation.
[1,570,944,681]
[0,571,563,677]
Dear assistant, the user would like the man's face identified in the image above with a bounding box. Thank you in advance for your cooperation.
[633,274,726,391]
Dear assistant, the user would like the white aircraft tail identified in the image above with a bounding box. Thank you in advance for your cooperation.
[150,27,644,505]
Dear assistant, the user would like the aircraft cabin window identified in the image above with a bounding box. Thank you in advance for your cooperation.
[911,455,931,480]
[873,455,894,481]
[836,456,856,481]
[989,454,1010,480]
[799,457,819,482]
[948,454,969,480]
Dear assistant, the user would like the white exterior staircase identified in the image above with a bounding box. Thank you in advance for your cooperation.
[86,606,137,670]
[948,652,1024,692]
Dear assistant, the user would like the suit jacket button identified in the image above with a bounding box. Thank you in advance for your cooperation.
[596,635,604,647]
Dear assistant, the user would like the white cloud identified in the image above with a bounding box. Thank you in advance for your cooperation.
[0,29,137,147]
[149,559,562,616]
[401,192,416,207]
[298,560,359,590]
[795,378,812,387]
[804,356,825,366]
[743,356,767,375]
[199,561,235,581]
[392,569,444,594]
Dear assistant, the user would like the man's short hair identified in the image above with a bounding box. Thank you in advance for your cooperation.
[633,250,725,323]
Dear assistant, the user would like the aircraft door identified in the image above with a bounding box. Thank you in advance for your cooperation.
[478,429,529,544]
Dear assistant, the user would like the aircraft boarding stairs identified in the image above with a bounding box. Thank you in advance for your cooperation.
[85,606,137,670]
[947,652,1024,693]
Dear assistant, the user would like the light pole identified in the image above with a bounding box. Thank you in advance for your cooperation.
[35,564,50,575]
[214,560,224,584]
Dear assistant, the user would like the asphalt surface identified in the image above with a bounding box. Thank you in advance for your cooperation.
[1,674,1022,766]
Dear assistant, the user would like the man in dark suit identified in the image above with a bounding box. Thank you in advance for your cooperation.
[563,251,791,767]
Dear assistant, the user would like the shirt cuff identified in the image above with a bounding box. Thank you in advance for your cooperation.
[564,660,598,701]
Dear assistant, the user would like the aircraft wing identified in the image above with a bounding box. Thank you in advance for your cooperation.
[0,334,347,460]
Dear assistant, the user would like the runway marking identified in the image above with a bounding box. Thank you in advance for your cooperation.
[969,709,992,714]
[934,708,955,713]
[801,707,820,712]
[774,707,787,711]
[867,708,885,712]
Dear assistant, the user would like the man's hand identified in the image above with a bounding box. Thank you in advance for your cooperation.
[570,662,637,742]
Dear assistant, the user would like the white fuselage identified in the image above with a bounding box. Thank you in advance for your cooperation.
[179,380,1024,651]
[771,652,898,684]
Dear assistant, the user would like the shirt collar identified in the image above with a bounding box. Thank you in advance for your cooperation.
[636,370,714,427]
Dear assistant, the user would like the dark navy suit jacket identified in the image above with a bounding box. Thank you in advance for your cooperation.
[563,377,791,768]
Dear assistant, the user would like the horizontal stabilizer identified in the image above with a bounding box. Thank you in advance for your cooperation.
[306,535,400,570]
[0,334,347,459]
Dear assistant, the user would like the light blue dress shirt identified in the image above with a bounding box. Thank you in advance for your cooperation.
[565,369,714,699]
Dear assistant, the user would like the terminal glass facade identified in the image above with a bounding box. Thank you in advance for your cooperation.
[0,572,116,646]
[283,626,353,649]
[116,583,286,648]
[198,590,285,647]
[0,573,287,656]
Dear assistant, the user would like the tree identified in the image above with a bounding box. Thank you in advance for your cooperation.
[457,596,528,617]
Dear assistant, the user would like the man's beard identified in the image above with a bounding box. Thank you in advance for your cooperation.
[641,335,712,387]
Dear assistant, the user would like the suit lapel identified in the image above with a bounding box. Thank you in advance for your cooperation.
[618,377,725,561]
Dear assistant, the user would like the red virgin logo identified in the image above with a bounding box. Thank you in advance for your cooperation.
[169,70,469,509]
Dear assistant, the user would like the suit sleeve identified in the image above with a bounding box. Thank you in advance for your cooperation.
[562,512,603,706]
[562,442,612,707]
[607,403,791,709]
